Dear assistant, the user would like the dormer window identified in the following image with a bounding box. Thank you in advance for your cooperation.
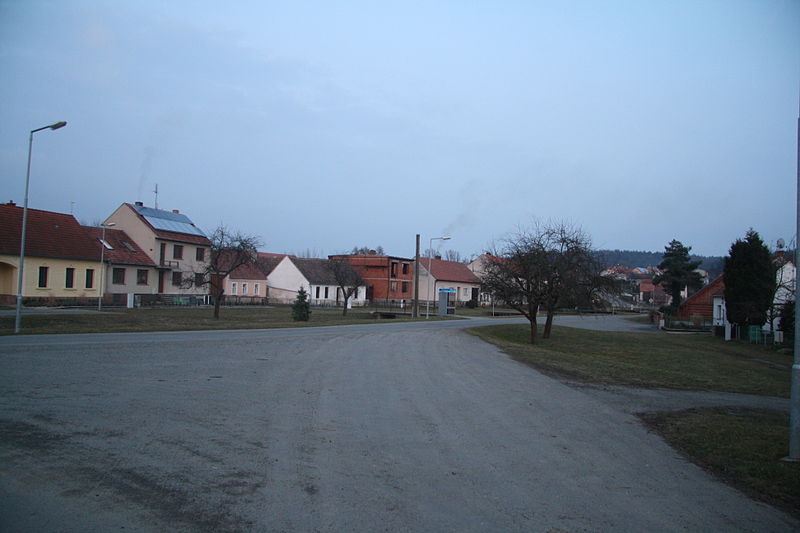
[99,238,113,250]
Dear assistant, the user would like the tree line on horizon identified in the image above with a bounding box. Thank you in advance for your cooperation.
[595,249,725,278]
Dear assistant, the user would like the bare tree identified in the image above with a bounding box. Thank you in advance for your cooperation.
[186,225,261,319]
[539,223,600,338]
[350,245,385,255]
[480,221,600,343]
[444,249,463,263]
[328,258,363,316]
[480,226,551,344]
[296,248,325,259]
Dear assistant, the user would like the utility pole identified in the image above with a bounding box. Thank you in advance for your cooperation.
[790,100,800,461]
[413,234,420,317]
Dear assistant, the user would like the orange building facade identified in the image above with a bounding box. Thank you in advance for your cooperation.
[329,253,414,304]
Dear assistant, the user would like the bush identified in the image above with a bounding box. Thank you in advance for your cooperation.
[291,287,310,321]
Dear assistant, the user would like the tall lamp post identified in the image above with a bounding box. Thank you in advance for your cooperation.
[98,222,115,311]
[425,236,450,318]
[790,102,800,461]
[14,121,67,334]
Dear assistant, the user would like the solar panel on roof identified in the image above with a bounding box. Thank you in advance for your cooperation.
[134,205,207,237]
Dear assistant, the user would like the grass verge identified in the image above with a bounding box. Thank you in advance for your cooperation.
[1,306,451,335]
[641,408,799,518]
[468,323,791,397]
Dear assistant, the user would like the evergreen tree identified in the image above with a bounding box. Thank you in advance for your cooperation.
[292,287,311,321]
[653,239,703,312]
[724,229,775,328]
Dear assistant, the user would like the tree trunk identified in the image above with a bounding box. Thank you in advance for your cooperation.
[528,302,539,344]
[342,297,349,316]
[213,299,221,319]
[543,309,555,338]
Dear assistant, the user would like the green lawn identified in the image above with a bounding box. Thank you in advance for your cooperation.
[469,324,792,397]
[642,408,799,517]
[1,305,451,335]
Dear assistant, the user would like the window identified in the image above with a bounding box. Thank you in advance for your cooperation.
[65,267,75,288]
[315,286,320,298]
[254,284,260,296]
[324,286,329,299]
[391,261,398,277]
[172,271,182,286]
[242,283,248,295]
[85,269,94,289]
[112,268,125,284]
[231,282,237,295]
[390,281,397,292]
[402,263,409,275]
[353,287,358,299]
[402,281,409,293]
[137,269,148,285]
[196,248,205,261]
[38,266,48,288]
[195,273,204,286]
[173,244,183,259]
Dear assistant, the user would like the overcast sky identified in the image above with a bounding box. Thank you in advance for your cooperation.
[1,1,798,259]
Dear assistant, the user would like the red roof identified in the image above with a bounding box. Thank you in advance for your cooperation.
[84,227,156,267]
[424,258,480,283]
[0,203,98,260]
[153,228,212,245]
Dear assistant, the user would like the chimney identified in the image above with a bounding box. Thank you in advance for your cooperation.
[368,250,377,255]
[172,209,180,214]
[135,201,143,207]
[435,255,442,260]
[6,201,16,206]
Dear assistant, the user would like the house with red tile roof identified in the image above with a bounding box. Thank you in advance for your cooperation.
[84,226,158,304]
[0,201,102,305]
[104,202,211,297]
[267,256,367,306]
[418,256,481,307]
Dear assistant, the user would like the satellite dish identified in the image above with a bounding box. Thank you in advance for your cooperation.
[777,238,786,250]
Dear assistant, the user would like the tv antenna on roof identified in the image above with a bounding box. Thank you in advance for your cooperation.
[153,183,159,210]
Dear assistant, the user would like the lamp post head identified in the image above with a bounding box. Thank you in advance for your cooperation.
[103,222,115,227]
[49,121,67,130]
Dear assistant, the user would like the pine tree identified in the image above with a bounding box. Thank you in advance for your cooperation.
[724,229,775,328]
[653,239,703,312]
[292,287,311,321]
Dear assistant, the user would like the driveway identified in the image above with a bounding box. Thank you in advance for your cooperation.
[0,318,796,532]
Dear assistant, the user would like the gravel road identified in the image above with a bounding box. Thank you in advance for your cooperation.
[0,317,797,532]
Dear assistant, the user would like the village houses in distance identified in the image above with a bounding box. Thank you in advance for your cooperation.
[0,200,795,340]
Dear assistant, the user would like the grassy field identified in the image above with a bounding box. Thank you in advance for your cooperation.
[469,323,792,397]
[470,322,798,516]
[642,408,799,517]
[1,305,450,335]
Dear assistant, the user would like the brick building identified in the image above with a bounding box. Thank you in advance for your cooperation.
[328,253,414,305]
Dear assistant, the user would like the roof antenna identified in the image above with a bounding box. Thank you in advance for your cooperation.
[153,183,159,210]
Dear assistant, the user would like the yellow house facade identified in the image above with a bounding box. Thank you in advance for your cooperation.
[0,202,105,305]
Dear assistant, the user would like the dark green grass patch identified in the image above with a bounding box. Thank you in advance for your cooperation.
[469,324,791,396]
[641,408,799,517]
[1,306,449,335]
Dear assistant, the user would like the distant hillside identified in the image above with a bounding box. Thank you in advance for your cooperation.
[596,249,724,278]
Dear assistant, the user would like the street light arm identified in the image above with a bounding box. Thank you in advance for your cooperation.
[31,121,67,134]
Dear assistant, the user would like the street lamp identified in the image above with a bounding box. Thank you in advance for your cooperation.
[14,121,68,334]
[98,222,115,311]
[426,236,450,318]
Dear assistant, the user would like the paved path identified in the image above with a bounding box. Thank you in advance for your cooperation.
[0,317,797,532]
